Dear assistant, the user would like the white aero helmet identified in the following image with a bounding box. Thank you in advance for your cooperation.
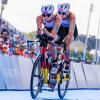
[41,4,54,14]
[58,3,70,12]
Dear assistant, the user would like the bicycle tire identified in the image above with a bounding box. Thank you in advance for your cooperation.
[30,55,43,99]
[58,63,70,99]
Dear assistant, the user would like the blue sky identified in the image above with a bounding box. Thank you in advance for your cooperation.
[1,0,100,38]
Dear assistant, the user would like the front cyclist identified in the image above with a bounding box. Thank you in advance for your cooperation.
[57,3,78,77]
[36,4,62,86]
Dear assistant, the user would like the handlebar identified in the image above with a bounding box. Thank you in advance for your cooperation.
[36,33,54,42]
[27,33,66,50]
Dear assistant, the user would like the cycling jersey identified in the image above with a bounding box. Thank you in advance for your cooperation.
[58,13,78,41]
[43,16,55,32]
[43,17,55,29]
[61,17,70,28]
[43,14,78,41]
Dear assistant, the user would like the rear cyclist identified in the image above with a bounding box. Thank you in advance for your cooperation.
[57,3,78,77]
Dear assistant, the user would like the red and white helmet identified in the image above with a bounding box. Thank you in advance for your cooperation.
[58,3,70,12]
[41,4,54,14]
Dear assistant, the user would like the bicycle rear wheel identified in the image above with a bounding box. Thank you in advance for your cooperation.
[58,63,70,99]
[30,55,43,99]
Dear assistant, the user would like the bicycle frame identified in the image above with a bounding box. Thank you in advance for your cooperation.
[39,43,69,85]
[30,34,71,99]
[40,46,49,84]
[33,33,70,85]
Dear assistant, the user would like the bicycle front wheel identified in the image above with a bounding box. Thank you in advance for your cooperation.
[30,55,43,99]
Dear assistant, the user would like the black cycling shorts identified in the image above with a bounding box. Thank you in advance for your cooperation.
[57,24,78,42]
[45,24,78,42]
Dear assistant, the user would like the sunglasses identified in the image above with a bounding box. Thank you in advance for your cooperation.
[42,13,52,17]
[58,11,67,15]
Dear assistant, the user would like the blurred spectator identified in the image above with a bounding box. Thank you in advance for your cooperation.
[0,36,4,53]
[14,34,22,45]
[9,29,15,38]
[0,20,8,32]
[0,18,32,57]
[1,29,9,44]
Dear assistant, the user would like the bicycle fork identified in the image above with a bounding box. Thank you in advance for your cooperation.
[41,47,49,84]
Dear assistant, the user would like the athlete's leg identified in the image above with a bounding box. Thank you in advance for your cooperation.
[48,44,57,62]
[48,44,58,87]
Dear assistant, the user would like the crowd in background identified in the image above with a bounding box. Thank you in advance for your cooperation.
[0,18,38,58]
[0,18,99,64]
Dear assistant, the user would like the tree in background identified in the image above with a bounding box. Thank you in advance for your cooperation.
[27,31,36,40]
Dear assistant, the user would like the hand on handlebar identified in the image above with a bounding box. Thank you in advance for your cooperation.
[36,29,42,34]
[43,28,59,42]
[36,28,59,42]
[37,28,48,35]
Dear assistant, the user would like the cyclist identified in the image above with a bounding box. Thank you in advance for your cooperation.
[36,4,62,76]
[36,4,61,39]
[36,4,62,86]
[57,3,78,77]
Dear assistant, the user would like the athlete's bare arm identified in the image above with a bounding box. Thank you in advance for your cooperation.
[64,11,76,49]
[51,14,62,37]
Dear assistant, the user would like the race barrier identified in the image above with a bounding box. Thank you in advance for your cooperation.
[69,62,87,89]
[0,54,100,90]
[82,64,100,88]
[18,56,33,89]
